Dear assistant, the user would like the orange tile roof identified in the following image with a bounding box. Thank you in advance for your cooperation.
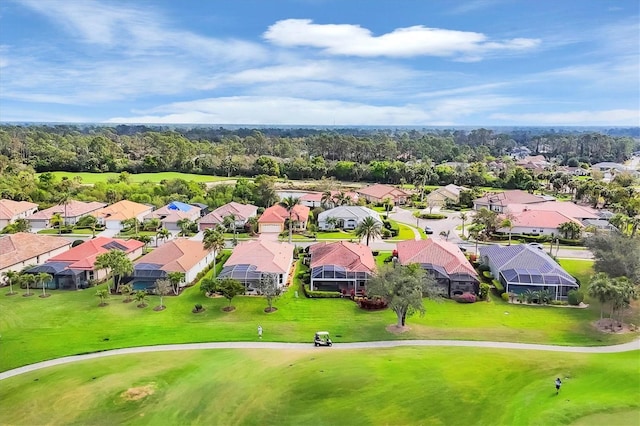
[505,201,599,220]
[48,236,144,270]
[0,233,72,269]
[508,210,583,229]
[309,241,376,273]
[28,200,106,220]
[474,190,546,206]
[200,202,257,225]
[91,200,152,222]
[258,204,310,224]
[0,199,38,220]
[397,239,477,278]
[134,239,209,273]
[225,240,294,274]
[356,184,410,199]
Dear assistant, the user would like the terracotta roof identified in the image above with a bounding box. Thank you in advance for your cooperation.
[309,241,376,273]
[0,199,38,220]
[28,200,106,220]
[300,191,359,202]
[145,203,201,223]
[505,201,599,220]
[356,184,410,199]
[91,200,152,222]
[48,236,144,270]
[397,239,478,278]
[505,210,583,229]
[134,239,209,273]
[224,240,294,274]
[258,204,310,224]
[474,190,546,207]
[0,233,73,269]
[200,202,257,225]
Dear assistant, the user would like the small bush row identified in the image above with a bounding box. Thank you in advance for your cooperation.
[303,284,342,298]
[357,298,388,310]
[453,292,476,303]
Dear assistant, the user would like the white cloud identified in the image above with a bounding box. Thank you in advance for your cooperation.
[264,19,540,59]
[490,110,640,125]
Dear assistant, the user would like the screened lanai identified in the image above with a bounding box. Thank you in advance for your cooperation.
[26,262,85,289]
[500,268,578,299]
[310,265,370,292]
[217,264,265,292]
[130,262,167,290]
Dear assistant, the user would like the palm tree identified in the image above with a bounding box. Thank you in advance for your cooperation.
[223,213,237,240]
[203,228,225,278]
[459,212,468,238]
[279,196,301,244]
[500,218,513,245]
[176,218,193,237]
[120,283,133,302]
[50,213,64,234]
[588,272,614,319]
[156,228,171,246]
[96,288,109,306]
[558,221,581,240]
[134,290,147,308]
[22,274,35,296]
[167,272,185,295]
[94,249,134,293]
[37,272,52,298]
[57,191,71,229]
[355,217,382,246]
[321,190,333,208]
[2,271,19,295]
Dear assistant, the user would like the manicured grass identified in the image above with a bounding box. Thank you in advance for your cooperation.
[374,251,393,268]
[1,256,633,372]
[37,228,95,235]
[386,219,417,241]
[40,171,233,184]
[0,348,638,425]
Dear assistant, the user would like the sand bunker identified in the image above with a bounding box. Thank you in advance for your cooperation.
[121,384,156,401]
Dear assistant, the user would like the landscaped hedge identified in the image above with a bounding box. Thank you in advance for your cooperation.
[357,298,388,310]
[482,270,494,280]
[302,284,342,298]
[415,213,447,220]
[492,279,505,294]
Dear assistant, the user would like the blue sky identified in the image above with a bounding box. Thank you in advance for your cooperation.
[0,0,638,126]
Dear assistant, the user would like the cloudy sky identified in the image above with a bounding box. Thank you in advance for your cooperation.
[0,0,638,126]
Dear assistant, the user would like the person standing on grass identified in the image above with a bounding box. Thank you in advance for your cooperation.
[555,378,562,395]
[258,325,263,340]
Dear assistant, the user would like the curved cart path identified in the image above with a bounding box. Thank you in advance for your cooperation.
[2,338,639,381]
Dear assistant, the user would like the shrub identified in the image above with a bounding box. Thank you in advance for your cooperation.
[381,228,392,238]
[479,283,490,300]
[454,292,476,303]
[358,298,388,310]
[372,251,380,256]
[192,303,204,313]
[501,292,509,302]
[478,264,491,273]
[550,300,569,306]
[482,270,493,280]
[419,213,447,220]
[303,285,342,298]
[491,279,505,293]
[567,290,584,306]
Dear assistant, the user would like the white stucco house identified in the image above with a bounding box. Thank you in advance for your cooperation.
[318,206,382,231]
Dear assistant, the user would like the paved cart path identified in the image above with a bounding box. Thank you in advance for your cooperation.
[2,338,638,381]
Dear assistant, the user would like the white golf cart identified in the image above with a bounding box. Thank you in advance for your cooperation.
[314,331,332,347]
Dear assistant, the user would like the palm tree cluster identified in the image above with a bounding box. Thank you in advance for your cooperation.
[320,190,354,208]
[588,273,638,324]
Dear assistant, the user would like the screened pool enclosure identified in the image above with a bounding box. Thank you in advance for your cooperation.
[217,264,283,292]
[309,265,371,292]
[499,268,578,299]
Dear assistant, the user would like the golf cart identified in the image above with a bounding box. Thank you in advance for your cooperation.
[314,331,332,347]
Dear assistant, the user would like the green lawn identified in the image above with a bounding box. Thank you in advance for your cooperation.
[0,348,638,425]
[40,171,234,184]
[386,219,417,241]
[37,228,95,235]
[2,257,634,372]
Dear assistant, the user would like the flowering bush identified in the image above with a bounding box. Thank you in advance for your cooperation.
[454,292,476,304]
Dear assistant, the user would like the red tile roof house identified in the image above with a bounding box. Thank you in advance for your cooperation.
[91,200,154,231]
[258,204,310,234]
[26,200,107,229]
[308,241,376,294]
[497,210,584,237]
[199,202,258,231]
[0,233,73,279]
[129,239,215,291]
[24,237,144,290]
[217,240,294,293]
[144,201,201,231]
[356,184,411,205]
[505,201,599,222]
[299,191,360,208]
[0,199,38,229]
[473,190,547,213]
[397,239,479,298]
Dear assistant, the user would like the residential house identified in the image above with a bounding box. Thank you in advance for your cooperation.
[473,190,547,213]
[0,233,73,278]
[27,200,106,228]
[144,201,201,231]
[505,201,599,222]
[308,241,376,293]
[258,204,310,234]
[582,219,618,232]
[479,244,578,300]
[299,191,359,208]
[356,184,411,205]
[497,210,583,237]
[317,206,382,231]
[129,239,215,291]
[23,237,144,289]
[397,239,479,298]
[91,200,153,230]
[217,240,294,292]
[199,202,258,231]
[426,184,469,207]
[0,199,38,229]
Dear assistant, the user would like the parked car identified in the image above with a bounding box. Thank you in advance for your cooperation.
[424,226,434,234]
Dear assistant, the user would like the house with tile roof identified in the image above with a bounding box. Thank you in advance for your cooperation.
[317,206,382,231]
[356,184,410,205]
[258,204,310,234]
[199,202,258,231]
[505,201,599,222]
[473,190,547,213]
[299,191,359,208]
[0,233,73,278]
[498,210,584,237]
[479,244,578,300]
[426,184,469,207]
[397,239,479,297]
[0,199,38,229]
[24,237,144,289]
[217,240,294,292]
[308,241,376,293]
[91,200,154,230]
[129,239,215,290]
[27,200,106,228]
[144,201,201,231]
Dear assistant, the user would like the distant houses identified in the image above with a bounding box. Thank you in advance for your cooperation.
[91,200,153,231]
[0,199,38,229]
[199,202,257,231]
[0,233,73,277]
[356,184,410,205]
[426,184,468,207]
[258,204,309,234]
[27,200,106,228]
[473,190,547,213]
[144,201,201,231]
[317,206,382,231]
